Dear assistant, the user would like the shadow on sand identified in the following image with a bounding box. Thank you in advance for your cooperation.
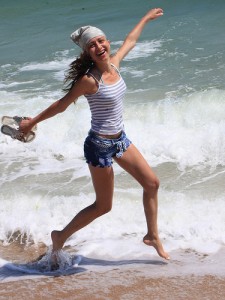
[0,253,168,282]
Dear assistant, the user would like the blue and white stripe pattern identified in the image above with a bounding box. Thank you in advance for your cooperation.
[85,67,127,135]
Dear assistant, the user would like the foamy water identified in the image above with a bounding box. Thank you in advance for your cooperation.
[1,1,225,280]
[1,87,225,258]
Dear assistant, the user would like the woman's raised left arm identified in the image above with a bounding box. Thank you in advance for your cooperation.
[113,8,163,64]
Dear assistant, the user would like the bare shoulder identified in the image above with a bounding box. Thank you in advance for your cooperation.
[71,73,98,95]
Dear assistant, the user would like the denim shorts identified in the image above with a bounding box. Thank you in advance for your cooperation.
[84,130,132,167]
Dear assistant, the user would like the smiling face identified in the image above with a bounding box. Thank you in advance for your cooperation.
[86,36,110,63]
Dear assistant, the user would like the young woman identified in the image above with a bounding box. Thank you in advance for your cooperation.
[20,7,170,261]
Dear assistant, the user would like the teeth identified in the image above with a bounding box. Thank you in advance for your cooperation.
[98,51,105,56]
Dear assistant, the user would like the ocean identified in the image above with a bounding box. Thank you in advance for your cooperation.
[1,0,225,281]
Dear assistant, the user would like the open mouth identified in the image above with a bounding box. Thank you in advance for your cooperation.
[97,50,106,56]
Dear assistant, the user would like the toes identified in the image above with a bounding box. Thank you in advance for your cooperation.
[143,237,170,260]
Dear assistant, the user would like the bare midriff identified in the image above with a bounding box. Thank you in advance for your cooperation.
[95,131,122,139]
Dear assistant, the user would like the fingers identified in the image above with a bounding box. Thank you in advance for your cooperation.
[19,119,31,133]
[148,7,164,20]
[154,8,163,12]
[154,7,164,15]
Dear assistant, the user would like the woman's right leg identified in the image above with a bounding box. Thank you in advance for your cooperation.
[51,165,114,251]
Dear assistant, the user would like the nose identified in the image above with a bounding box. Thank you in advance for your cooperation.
[95,41,102,51]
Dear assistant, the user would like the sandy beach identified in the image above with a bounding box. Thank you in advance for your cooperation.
[1,269,225,300]
[1,243,225,300]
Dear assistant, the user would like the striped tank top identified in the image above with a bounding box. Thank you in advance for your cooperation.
[85,64,127,135]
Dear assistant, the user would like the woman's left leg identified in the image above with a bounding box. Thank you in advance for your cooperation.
[114,143,170,260]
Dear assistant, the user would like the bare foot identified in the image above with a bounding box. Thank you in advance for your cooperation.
[50,255,59,271]
[143,234,170,260]
[51,230,64,251]
[50,230,64,270]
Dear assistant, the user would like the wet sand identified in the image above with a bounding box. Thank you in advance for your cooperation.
[1,271,225,300]
[0,242,225,300]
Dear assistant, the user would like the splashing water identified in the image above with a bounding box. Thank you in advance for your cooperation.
[29,248,82,273]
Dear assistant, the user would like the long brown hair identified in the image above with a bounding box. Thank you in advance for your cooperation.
[63,51,94,92]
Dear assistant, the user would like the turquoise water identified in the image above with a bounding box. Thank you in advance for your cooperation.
[1,0,225,267]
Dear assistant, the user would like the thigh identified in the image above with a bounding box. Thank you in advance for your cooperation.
[84,135,114,168]
[114,144,158,189]
[89,164,114,206]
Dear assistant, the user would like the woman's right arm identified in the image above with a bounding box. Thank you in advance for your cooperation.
[19,75,94,134]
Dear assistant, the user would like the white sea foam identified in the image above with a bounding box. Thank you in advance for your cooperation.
[19,59,70,72]
[1,38,225,260]
[19,50,73,72]
[125,89,225,169]
[2,89,224,167]
[111,40,163,60]
[0,188,224,257]
[3,88,224,170]
[125,40,163,60]
[1,0,225,281]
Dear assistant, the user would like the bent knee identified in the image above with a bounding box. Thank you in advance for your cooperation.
[98,206,112,216]
[94,201,112,216]
[144,177,160,193]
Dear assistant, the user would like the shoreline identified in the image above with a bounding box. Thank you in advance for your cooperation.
[0,243,225,299]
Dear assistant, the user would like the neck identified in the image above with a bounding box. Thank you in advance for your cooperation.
[96,59,112,74]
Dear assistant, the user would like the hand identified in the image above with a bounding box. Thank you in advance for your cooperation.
[19,118,35,134]
[144,8,164,21]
